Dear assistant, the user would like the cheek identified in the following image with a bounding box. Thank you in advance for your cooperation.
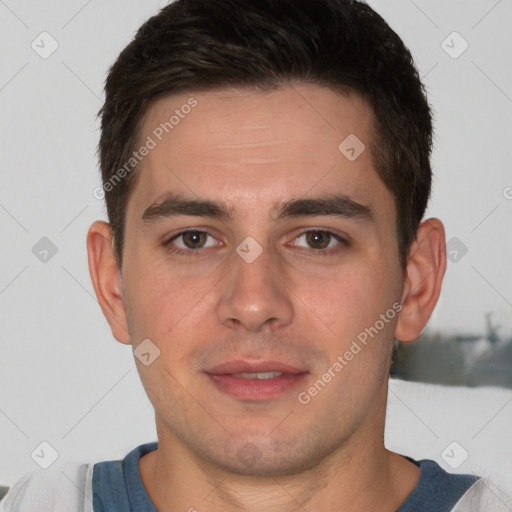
[126,274,166,333]
[123,255,218,355]
[122,255,181,339]
[307,265,398,400]
[298,262,390,341]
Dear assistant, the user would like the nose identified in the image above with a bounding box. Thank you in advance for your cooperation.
[216,240,294,332]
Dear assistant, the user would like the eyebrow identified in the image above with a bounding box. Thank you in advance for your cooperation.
[141,192,375,224]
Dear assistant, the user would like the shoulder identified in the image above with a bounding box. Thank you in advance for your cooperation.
[452,476,512,512]
[398,456,480,511]
[399,456,512,512]
[0,462,93,512]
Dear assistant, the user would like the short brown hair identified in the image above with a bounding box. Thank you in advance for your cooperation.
[98,0,433,271]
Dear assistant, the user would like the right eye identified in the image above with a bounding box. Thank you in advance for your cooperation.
[164,229,220,255]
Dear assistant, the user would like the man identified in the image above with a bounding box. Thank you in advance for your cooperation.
[0,0,497,510]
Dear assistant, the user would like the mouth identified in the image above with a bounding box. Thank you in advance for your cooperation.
[228,371,286,379]
[204,360,309,401]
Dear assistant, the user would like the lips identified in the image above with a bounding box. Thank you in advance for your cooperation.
[203,360,309,400]
[204,360,308,376]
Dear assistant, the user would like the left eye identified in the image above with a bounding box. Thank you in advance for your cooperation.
[292,230,347,251]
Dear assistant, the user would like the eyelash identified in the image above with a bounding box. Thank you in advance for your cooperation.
[163,229,349,257]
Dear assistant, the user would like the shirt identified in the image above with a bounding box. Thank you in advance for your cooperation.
[0,442,503,511]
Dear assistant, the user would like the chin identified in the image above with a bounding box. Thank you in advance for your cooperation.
[199,435,330,477]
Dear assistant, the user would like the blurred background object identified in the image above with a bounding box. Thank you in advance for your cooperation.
[392,311,512,388]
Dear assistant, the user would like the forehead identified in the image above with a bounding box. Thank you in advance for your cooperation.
[126,84,394,223]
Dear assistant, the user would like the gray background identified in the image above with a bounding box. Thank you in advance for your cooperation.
[1,0,511,489]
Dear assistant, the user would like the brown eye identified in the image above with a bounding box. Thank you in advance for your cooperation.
[165,230,218,254]
[305,230,332,249]
[181,231,208,249]
[292,229,348,256]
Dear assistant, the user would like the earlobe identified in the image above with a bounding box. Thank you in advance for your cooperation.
[395,218,447,342]
[86,220,131,345]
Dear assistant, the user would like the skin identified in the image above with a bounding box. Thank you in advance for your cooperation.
[87,84,447,511]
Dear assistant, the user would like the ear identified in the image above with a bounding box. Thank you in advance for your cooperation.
[86,220,131,345]
[395,218,447,342]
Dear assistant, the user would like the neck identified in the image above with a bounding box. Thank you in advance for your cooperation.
[139,415,420,511]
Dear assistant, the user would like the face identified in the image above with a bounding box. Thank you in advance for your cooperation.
[120,84,405,476]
